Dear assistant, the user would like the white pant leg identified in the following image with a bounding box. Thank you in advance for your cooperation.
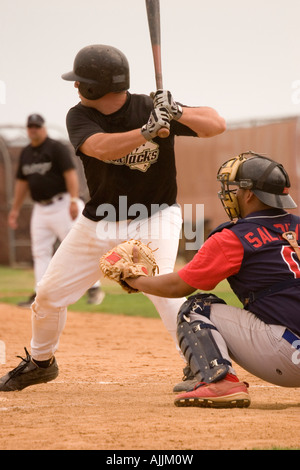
[31,207,184,361]
[30,195,85,289]
[127,205,186,349]
[210,303,300,387]
[43,195,100,290]
[31,215,116,360]
[30,204,58,289]
[47,194,84,242]
[57,196,100,290]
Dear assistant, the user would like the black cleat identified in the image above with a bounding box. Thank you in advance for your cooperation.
[0,348,59,392]
[87,286,105,305]
[17,293,36,309]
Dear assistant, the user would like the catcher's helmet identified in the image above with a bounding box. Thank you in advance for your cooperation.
[62,44,130,100]
[217,151,297,220]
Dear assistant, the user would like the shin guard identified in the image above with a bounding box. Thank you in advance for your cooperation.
[177,293,230,384]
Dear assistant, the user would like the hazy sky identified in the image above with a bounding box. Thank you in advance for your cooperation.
[1,0,300,135]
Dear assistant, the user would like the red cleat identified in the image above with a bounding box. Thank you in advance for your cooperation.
[174,374,250,408]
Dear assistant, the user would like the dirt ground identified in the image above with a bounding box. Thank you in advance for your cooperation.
[0,302,299,451]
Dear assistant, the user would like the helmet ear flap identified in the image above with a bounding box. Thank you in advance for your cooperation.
[78,82,104,100]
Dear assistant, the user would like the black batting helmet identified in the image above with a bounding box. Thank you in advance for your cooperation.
[62,44,130,100]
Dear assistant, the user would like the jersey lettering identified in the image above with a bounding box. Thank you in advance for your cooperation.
[281,246,300,278]
[244,226,280,248]
[274,223,290,232]
[274,223,300,238]
[106,141,159,172]
[22,162,52,176]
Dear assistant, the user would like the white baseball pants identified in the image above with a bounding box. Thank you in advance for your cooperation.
[30,194,85,290]
[31,205,186,360]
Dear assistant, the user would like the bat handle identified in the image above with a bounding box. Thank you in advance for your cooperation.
[157,127,170,138]
[150,92,170,138]
[149,92,169,138]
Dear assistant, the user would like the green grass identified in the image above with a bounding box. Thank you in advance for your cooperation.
[0,264,243,318]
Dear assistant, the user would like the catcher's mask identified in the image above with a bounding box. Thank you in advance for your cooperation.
[217,151,297,220]
[62,44,130,100]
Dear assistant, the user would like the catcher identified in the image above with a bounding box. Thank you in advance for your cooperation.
[100,153,300,408]
[0,44,225,393]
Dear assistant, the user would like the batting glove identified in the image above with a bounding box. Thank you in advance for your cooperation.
[141,106,171,140]
[152,90,183,121]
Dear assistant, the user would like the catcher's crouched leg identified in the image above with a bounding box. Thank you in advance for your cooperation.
[173,293,231,392]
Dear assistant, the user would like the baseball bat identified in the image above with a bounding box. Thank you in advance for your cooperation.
[145,0,170,138]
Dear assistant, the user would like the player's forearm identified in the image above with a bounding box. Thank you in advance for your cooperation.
[126,272,195,298]
[63,169,79,198]
[11,180,29,210]
[179,106,226,138]
[80,129,147,161]
[8,180,29,229]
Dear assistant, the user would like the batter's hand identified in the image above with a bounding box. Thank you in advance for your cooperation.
[152,90,183,121]
[141,106,171,140]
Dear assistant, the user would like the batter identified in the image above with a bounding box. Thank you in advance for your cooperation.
[0,44,225,392]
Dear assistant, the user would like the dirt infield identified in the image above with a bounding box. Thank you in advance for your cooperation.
[0,302,299,451]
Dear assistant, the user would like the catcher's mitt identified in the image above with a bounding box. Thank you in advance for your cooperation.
[99,240,159,293]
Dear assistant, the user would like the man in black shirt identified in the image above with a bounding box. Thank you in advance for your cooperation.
[0,45,225,392]
[8,113,104,307]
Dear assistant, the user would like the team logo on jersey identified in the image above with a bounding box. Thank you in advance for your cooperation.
[106,141,159,172]
[22,162,52,176]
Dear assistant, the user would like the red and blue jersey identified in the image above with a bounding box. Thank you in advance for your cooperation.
[178,209,300,335]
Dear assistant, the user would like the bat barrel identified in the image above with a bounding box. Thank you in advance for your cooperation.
[145,0,169,137]
[145,0,161,45]
[145,0,163,89]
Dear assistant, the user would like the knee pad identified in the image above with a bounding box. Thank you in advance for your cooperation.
[179,293,227,320]
[177,293,230,384]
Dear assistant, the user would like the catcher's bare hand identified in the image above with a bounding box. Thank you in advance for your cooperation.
[152,90,183,121]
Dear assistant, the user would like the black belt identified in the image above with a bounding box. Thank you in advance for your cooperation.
[37,193,64,206]
[282,329,300,346]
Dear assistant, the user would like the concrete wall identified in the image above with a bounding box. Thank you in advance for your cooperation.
[175,116,300,231]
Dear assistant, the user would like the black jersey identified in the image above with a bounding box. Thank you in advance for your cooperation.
[66,92,197,221]
[16,137,75,202]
